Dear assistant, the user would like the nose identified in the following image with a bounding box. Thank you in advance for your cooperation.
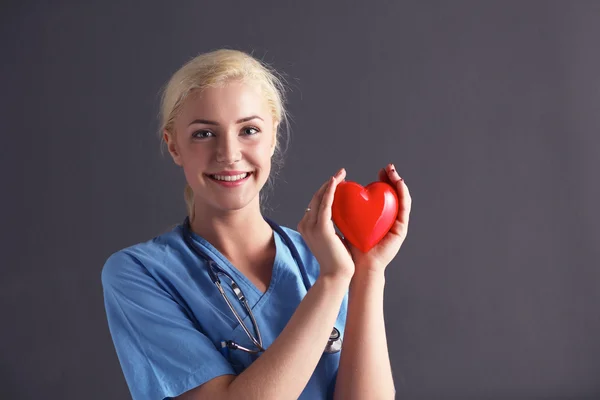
[215,135,241,165]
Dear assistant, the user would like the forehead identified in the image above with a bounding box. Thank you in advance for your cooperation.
[178,81,272,123]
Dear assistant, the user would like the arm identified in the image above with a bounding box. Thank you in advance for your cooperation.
[180,273,350,400]
[333,269,395,400]
[180,168,355,400]
[230,273,350,399]
[334,163,412,400]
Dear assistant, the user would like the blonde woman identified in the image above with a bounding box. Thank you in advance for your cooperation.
[102,48,411,400]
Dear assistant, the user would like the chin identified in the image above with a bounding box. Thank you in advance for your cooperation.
[210,195,258,213]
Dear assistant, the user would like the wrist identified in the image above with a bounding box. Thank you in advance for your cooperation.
[354,262,386,277]
[319,270,353,287]
[351,267,386,287]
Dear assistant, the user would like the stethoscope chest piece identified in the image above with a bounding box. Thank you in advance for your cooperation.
[324,327,342,354]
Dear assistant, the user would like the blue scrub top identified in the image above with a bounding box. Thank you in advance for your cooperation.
[101,220,349,400]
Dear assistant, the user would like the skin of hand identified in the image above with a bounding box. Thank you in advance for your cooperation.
[344,163,412,273]
[297,168,355,280]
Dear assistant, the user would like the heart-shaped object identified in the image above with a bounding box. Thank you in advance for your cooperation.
[332,180,399,253]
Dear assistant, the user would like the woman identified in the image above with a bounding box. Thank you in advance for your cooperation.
[102,48,411,400]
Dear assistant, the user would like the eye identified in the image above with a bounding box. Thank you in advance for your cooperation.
[192,130,214,139]
[242,126,260,136]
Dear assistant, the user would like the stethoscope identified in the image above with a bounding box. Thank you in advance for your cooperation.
[182,217,342,356]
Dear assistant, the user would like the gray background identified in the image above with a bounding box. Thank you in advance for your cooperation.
[1,1,599,399]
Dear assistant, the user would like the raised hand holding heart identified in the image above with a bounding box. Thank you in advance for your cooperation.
[332,164,412,273]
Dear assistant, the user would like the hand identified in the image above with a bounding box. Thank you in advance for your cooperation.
[297,168,355,280]
[345,164,412,274]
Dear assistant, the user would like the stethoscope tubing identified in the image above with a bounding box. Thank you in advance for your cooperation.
[182,217,341,355]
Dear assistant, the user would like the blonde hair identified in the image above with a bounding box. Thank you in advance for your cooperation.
[158,49,290,221]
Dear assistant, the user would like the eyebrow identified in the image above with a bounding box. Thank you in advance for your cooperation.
[187,115,264,127]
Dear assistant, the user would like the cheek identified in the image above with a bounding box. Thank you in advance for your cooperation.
[181,142,210,163]
[244,137,271,159]
[253,142,274,167]
[180,147,211,178]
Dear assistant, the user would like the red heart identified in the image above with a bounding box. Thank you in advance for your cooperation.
[332,181,399,253]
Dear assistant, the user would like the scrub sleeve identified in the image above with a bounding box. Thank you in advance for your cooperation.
[102,251,235,400]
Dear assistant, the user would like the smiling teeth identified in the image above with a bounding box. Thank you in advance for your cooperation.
[211,173,249,182]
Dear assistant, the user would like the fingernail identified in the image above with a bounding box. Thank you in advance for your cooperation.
[391,163,396,172]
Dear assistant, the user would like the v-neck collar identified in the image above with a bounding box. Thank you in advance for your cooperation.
[185,226,284,303]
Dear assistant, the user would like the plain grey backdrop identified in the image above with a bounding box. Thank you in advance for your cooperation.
[1,1,599,399]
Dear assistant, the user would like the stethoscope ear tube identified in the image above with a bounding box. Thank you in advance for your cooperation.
[214,276,265,351]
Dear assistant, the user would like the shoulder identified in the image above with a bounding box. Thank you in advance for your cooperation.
[101,223,184,289]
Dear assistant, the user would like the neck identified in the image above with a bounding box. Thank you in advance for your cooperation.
[189,199,273,262]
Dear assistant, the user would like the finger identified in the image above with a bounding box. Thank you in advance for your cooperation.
[318,168,346,226]
[386,164,411,227]
[378,167,391,185]
[304,172,337,226]
[299,180,329,232]
[303,182,329,225]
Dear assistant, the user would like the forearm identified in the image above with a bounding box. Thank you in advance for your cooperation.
[226,272,351,400]
[334,270,395,400]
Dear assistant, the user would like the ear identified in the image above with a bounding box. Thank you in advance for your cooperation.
[163,129,183,166]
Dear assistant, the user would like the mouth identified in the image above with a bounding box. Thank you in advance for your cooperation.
[206,172,253,183]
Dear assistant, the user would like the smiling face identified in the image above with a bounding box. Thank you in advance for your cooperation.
[164,80,277,214]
